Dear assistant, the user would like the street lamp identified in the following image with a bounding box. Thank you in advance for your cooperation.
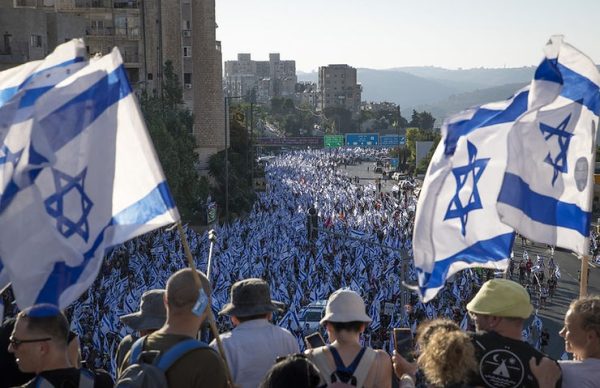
[224,95,243,222]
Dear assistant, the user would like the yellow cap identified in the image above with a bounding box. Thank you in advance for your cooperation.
[466,279,533,319]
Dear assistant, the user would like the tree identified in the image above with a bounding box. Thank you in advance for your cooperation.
[140,60,208,221]
[405,127,440,174]
[409,109,436,130]
[208,106,256,220]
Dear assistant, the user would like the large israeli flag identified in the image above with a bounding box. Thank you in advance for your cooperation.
[497,36,600,255]
[412,91,519,301]
[0,45,179,308]
[0,40,88,292]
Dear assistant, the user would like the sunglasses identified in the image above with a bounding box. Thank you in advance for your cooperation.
[9,336,52,348]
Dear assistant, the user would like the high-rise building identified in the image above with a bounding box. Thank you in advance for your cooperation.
[0,0,87,70]
[224,52,297,104]
[0,0,224,170]
[318,64,362,117]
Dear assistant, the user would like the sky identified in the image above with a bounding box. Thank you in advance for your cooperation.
[215,0,600,73]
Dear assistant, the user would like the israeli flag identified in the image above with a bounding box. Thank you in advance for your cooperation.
[497,36,600,255]
[0,45,179,308]
[412,72,523,302]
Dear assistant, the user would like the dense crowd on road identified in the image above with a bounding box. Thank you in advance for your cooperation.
[2,148,592,388]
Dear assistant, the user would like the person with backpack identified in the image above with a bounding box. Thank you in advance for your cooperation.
[117,268,228,388]
[306,289,392,388]
[211,278,299,388]
[115,289,167,373]
[7,304,113,388]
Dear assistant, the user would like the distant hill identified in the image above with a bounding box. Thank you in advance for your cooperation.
[408,82,528,125]
[296,65,599,124]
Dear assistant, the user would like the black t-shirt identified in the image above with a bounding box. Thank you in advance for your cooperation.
[20,368,113,388]
[468,331,559,388]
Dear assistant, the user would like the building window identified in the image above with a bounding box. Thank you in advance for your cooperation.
[182,20,191,30]
[30,34,42,48]
[147,73,153,80]
[183,46,192,57]
[184,73,192,84]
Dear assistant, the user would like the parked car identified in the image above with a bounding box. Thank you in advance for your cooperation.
[298,300,327,334]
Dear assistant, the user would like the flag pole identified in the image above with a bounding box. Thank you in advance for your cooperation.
[175,222,234,387]
[580,138,597,297]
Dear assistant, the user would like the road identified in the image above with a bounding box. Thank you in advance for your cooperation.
[340,161,599,359]
[512,242,600,359]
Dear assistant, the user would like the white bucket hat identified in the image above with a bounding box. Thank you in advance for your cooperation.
[320,289,372,325]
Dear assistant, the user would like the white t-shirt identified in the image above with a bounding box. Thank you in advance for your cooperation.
[559,358,600,388]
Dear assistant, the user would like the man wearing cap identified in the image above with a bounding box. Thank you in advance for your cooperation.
[211,278,299,388]
[306,289,392,388]
[8,304,113,387]
[466,279,560,388]
[119,268,228,387]
[115,289,166,374]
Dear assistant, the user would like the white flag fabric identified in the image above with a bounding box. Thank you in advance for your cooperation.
[0,40,88,292]
[412,89,520,301]
[497,36,600,255]
[0,43,179,308]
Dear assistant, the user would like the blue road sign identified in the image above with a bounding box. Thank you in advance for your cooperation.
[345,133,379,147]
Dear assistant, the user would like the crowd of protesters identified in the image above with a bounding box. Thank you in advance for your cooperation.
[0,148,597,387]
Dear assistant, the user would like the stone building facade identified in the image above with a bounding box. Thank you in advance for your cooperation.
[224,52,297,104]
[0,0,224,169]
[318,64,362,118]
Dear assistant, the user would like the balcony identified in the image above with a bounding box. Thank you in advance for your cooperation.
[113,0,138,8]
[75,0,111,8]
[14,0,37,7]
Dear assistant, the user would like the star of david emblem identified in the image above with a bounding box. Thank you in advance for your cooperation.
[0,144,23,167]
[444,141,490,236]
[44,168,93,242]
[539,114,573,186]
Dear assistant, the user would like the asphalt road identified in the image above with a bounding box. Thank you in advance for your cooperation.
[511,242,600,359]
[341,161,599,359]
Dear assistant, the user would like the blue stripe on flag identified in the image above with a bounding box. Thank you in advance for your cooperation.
[419,232,514,292]
[498,172,591,236]
[535,58,562,83]
[34,181,175,305]
[444,91,529,156]
[558,63,600,116]
[0,57,85,107]
[18,86,54,108]
[112,182,176,225]
[42,64,132,152]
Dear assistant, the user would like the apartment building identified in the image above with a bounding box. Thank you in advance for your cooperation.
[224,52,297,104]
[0,0,224,169]
[318,64,362,117]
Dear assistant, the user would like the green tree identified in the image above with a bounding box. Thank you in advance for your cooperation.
[409,110,436,130]
[208,107,256,220]
[405,127,440,173]
[140,60,208,221]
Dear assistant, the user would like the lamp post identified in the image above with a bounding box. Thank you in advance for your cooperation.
[224,95,243,222]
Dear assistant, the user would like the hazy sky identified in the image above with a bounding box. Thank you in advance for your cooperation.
[215,0,600,72]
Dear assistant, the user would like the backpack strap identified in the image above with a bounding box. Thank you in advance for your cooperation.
[34,376,54,388]
[155,339,208,371]
[78,369,95,388]
[329,346,366,374]
[129,335,147,365]
[352,347,376,388]
[308,346,335,385]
